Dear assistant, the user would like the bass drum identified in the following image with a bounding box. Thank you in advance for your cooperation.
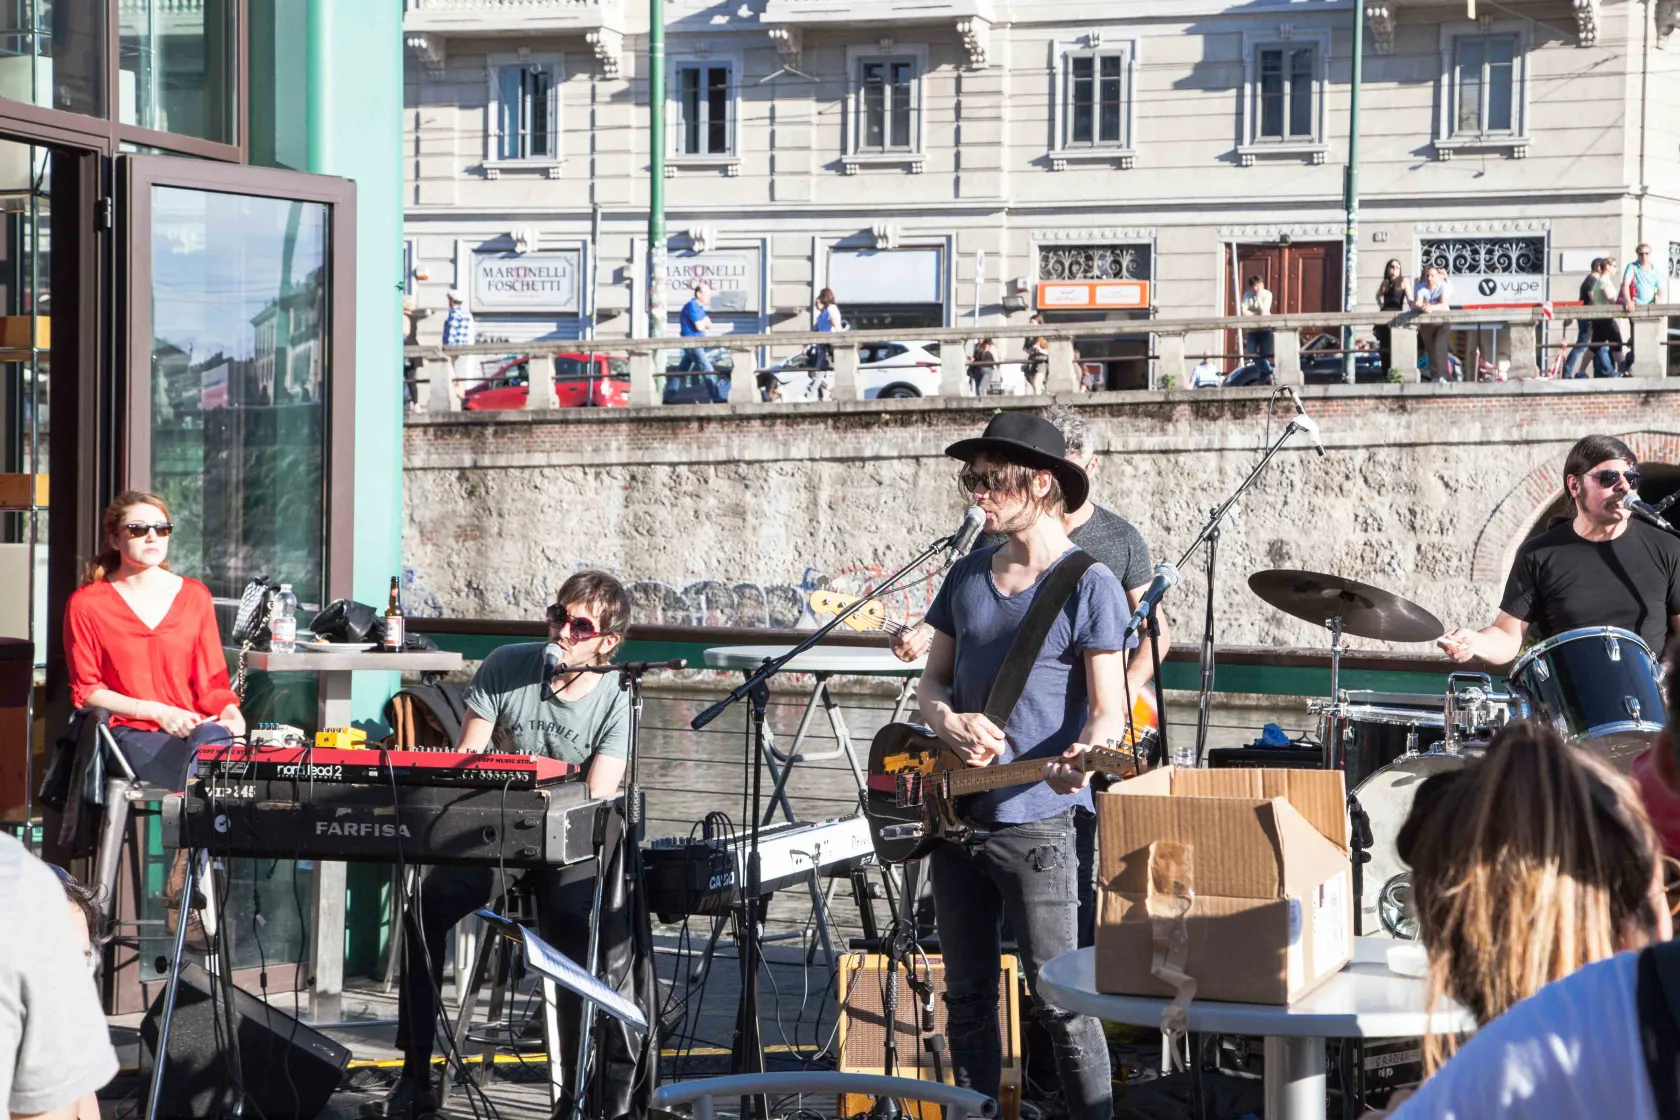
[1508,626,1666,770]
[1353,752,1466,939]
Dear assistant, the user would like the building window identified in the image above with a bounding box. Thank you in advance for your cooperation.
[1067,53,1124,146]
[1452,35,1516,136]
[495,63,558,161]
[1039,244,1150,281]
[677,63,732,156]
[1669,242,1680,280]
[1257,46,1315,141]
[857,57,916,153]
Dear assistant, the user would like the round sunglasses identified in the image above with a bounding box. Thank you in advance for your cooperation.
[545,603,602,640]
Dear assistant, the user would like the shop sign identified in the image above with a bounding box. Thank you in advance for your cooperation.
[1035,280,1151,310]
[827,249,943,305]
[473,250,580,313]
[1450,272,1546,307]
[667,250,761,314]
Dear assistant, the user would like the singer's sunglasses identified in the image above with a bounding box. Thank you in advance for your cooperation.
[121,522,174,539]
[545,604,601,640]
[1590,469,1642,490]
[958,467,1024,495]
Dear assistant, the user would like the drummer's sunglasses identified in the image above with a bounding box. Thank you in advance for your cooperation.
[1591,468,1642,489]
[545,604,599,640]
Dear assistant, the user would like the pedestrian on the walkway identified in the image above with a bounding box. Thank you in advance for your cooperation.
[969,338,999,395]
[1411,264,1456,381]
[1240,275,1274,369]
[1022,313,1048,394]
[1374,259,1407,373]
[678,281,719,398]
[402,297,422,411]
[1619,243,1663,373]
[1563,259,1603,378]
[442,288,475,406]
[1189,354,1223,389]
[1591,255,1626,377]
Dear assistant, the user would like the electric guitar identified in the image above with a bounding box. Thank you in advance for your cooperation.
[809,588,1163,739]
[863,721,1156,864]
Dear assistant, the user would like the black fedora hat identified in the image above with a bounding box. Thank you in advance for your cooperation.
[945,412,1089,512]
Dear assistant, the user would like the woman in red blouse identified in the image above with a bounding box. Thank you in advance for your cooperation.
[64,490,245,789]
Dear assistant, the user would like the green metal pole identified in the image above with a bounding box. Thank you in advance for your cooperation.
[647,0,666,340]
[1343,0,1364,383]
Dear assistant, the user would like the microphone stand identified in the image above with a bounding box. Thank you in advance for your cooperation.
[690,531,957,1120]
[1163,411,1318,766]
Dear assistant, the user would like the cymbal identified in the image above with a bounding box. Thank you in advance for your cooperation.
[1248,569,1445,643]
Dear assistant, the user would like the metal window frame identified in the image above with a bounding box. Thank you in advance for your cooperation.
[1062,46,1131,149]
[1239,28,1330,151]
[485,53,563,165]
[847,47,924,156]
[1451,32,1517,138]
[672,59,736,158]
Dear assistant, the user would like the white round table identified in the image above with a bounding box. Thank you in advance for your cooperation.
[1037,939,1476,1120]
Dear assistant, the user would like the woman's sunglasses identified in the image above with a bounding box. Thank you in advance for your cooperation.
[122,522,174,539]
[545,604,600,640]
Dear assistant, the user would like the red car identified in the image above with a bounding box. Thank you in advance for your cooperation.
[462,353,631,410]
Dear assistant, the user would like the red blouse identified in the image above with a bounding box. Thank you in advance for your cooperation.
[64,577,241,730]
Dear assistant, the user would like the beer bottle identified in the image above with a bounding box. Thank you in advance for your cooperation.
[383,576,405,652]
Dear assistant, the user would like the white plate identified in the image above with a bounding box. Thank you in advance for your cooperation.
[300,641,376,653]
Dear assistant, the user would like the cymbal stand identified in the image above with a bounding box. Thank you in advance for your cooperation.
[1174,414,1318,765]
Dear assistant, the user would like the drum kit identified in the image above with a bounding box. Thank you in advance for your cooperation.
[1248,568,1669,939]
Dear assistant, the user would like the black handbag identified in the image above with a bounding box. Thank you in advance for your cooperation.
[311,599,439,652]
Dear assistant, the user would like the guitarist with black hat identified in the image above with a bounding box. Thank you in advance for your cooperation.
[916,412,1128,1120]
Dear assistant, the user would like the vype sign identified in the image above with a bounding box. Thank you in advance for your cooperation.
[1454,272,1546,307]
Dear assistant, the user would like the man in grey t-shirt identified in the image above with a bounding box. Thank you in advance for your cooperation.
[375,570,633,1120]
[1,833,118,1120]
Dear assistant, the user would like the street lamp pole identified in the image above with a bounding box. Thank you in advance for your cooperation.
[1342,0,1365,383]
[647,0,667,341]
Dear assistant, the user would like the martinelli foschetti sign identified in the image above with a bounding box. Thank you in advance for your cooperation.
[472,250,581,313]
[665,250,761,314]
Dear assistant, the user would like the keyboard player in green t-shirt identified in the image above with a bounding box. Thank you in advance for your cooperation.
[369,570,632,1120]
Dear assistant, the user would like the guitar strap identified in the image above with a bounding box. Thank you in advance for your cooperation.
[981,549,1099,731]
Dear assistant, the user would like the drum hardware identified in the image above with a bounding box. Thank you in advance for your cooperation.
[1348,792,1374,936]
[1506,626,1667,769]
[1377,876,1417,940]
[1351,751,1468,939]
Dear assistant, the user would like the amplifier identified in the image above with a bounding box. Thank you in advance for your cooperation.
[1206,745,1325,769]
[643,816,874,919]
[836,953,1020,1120]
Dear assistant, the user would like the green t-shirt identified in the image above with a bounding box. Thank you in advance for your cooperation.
[463,642,630,764]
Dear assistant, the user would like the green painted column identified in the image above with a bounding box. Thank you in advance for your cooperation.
[305,0,404,730]
[303,0,405,979]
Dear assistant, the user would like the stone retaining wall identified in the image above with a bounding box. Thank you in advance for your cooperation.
[403,384,1680,652]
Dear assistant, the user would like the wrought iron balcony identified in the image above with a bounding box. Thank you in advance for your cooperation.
[760,0,995,68]
[404,0,625,77]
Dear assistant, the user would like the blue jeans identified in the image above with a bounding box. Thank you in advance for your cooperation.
[1563,320,1593,378]
[1244,328,1275,361]
[677,345,718,397]
[928,810,1113,1120]
[110,720,233,791]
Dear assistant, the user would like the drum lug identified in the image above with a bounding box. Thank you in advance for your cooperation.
[1606,635,1622,662]
[1533,659,1550,682]
[1627,696,1642,721]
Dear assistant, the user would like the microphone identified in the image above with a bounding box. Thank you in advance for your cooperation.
[1624,491,1676,532]
[1654,491,1680,516]
[541,642,563,699]
[946,505,986,562]
[1124,563,1180,637]
[1281,387,1326,457]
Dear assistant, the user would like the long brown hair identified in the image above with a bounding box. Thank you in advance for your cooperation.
[1398,720,1664,1072]
[83,490,173,585]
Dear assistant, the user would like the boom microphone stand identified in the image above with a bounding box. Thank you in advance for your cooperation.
[690,528,961,1120]
[1163,400,1320,766]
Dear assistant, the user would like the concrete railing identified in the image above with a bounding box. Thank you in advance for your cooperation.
[405,302,1679,412]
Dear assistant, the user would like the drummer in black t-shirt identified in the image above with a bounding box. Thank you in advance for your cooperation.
[1440,433,1680,664]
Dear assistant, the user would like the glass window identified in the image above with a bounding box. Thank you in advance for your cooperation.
[498,64,555,160]
[1455,35,1516,135]
[147,186,329,608]
[120,0,236,143]
[858,57,916,153]
[0,0,103,117]
[1067,51,1125,147]
[1258,46,1315,140]
[677,63,731,156]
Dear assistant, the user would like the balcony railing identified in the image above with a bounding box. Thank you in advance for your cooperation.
[403,0,617,34]
[404,302,1680,413]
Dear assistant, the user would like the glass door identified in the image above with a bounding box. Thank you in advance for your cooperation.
[117,155,356,1002]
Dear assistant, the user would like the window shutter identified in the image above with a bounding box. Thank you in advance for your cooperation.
[497,67,521,159]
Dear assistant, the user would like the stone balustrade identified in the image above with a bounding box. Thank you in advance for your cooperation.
[406,302,1680,413]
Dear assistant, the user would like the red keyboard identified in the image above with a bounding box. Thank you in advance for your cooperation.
[195,745,579,790]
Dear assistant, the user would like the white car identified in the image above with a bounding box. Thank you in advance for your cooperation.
[763,340,1027,401]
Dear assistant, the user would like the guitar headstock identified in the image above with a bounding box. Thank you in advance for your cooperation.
[1085,728,1158,781]
[807,589,888,633]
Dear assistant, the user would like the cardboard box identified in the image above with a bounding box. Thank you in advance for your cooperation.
[1094,766,1352,1005]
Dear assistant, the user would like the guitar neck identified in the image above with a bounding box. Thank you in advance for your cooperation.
[944,746,1141,797]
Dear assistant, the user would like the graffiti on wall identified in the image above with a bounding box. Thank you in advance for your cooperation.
[404,560,951,631]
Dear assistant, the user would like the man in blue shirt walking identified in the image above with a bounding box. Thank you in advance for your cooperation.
[677,281,718,398]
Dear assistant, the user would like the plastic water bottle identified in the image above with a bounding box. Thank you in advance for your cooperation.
[270,584,298,653]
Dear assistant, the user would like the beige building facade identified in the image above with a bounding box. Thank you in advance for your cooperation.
[403,0,1680,383]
